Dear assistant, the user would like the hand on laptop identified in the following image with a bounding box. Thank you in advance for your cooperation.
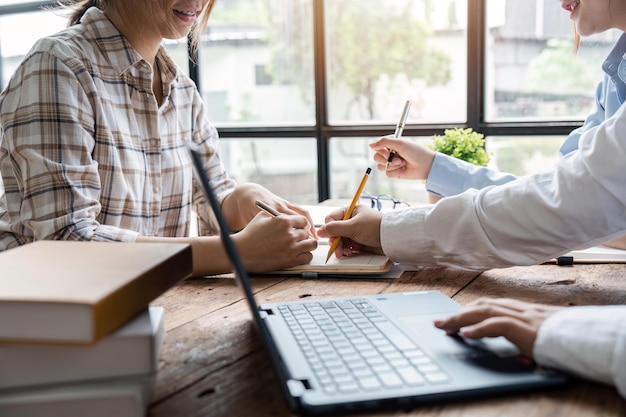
[433,298,564,357]
[317,205,385,258]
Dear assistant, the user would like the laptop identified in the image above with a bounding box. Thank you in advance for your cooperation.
[187,142,567,415]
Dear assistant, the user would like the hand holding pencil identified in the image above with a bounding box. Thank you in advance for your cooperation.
[325,167,371,263]
[317,191,386,261]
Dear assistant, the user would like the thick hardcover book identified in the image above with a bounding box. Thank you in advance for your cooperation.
[0,306,165,390]
[0,241,191,345]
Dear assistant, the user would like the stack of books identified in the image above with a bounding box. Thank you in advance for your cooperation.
[0,241,193,417]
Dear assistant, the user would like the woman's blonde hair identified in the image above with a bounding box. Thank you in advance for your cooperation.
[55,0,215,55]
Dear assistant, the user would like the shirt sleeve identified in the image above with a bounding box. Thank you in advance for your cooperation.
[380,101,626,269]
[0,45,139,244]
[534,306,626,398]
[190,91,237,236]
[427,78,611,198]
[426,152,518,197]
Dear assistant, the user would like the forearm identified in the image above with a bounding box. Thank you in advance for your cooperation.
[137,235,233,276]
[426,153,518,197]
[220,188,248,232]
[383,112,626,269]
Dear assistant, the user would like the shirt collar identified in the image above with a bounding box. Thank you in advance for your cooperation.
[602,33,626,79]
[80,7,178,86]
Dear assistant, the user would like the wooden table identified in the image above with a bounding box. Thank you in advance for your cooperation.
[148,264,626,416]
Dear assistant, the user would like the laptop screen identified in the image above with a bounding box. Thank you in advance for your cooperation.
[187,142,264,324]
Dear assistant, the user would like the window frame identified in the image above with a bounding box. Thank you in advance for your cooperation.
[1,0,584,202]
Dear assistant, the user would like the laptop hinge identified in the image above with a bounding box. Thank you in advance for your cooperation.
[286,379,311,397]
[260,307,274,316]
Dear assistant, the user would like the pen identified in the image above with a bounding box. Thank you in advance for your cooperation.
[257,199,317,239]
[325,167,371,263]
[255,200,281,217]
[385,100,412,171]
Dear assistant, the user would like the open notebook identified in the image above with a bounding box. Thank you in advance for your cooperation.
[272,242,393,276]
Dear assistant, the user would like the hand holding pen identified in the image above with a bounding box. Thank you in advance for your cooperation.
[256,199,316,239]
[255,199,282,217]
[370,137,436,180]
[385,100,412,171]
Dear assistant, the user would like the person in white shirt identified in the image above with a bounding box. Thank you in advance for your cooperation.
[317,0,626,398]
[368,20,626,251]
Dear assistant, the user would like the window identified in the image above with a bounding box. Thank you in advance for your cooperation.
[254,64,273,86]
[485,0,618,122]
[0,0,608,204]
[200,0,315,126]
[0,6,65,87]
[325,0,466,125]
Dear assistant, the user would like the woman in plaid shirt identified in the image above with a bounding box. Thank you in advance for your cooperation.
[0,0,318,275]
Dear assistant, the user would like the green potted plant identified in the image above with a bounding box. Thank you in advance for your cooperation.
[426,128,490,203]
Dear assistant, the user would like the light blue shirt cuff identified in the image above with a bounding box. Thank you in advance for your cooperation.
[426,153,518,198]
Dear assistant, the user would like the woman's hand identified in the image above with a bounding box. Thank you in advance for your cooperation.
[223,183,317,237]
[370,136,436,180]
[317,204,385,258]
[232,212,318,273]
[434,298,563,357]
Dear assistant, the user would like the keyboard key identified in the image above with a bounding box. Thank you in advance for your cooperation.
[418,364,441,374]
[397,367,426,386]
[425,372,450,384]
[357,376,382,391]
[374,321,418,351]
[378,371,403,388]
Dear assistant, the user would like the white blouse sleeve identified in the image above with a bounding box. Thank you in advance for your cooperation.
[534,306,626,398]
[381,102,626,269]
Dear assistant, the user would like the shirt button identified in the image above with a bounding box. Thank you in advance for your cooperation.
[153,187,161,194]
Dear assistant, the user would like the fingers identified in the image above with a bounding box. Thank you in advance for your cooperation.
[433,298,545,335]
[434,303,521,334]
[257,202,317,239]
[281,203,318,238]
[467,297,563,315]
[317,215,352,240]
[284,214,317,241]
[433,297,559,358]
[369,136,396,151]
[370,139,406,173]
[253,211,315,243]
[467,297,533,313]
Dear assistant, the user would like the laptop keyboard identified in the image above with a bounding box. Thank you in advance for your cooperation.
[278,299,450,394]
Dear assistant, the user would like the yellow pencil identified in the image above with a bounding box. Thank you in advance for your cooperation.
[325,167,372,263]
